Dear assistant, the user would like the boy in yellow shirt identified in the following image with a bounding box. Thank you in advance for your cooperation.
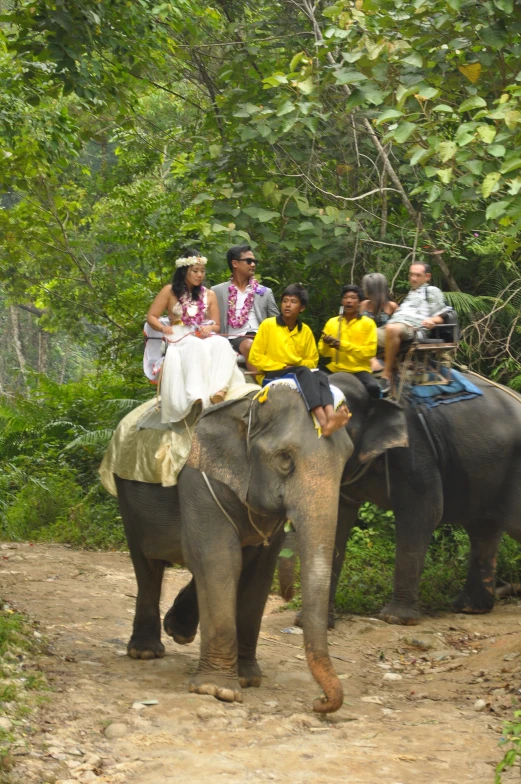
[249,284,350,436]
[319,284,380,398]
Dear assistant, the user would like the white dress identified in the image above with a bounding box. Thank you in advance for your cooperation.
[160,290,244,423]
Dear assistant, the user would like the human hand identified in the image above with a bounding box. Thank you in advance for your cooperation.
[421,318,436,329]
[321,333,335,345]
[198,325,213,338]
[162,325,174,335]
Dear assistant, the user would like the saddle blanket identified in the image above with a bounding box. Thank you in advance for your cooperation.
[409,367,483,409]
[99,382,259,496]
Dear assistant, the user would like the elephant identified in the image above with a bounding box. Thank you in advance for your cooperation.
[282,372,521,627]
[114,385,353,713]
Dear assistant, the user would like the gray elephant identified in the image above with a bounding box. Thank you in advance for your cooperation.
[328,371,521,625]
[281,372,521,626]
[115,386,352,713]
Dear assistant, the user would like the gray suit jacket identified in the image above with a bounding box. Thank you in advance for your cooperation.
[212,281,279,335]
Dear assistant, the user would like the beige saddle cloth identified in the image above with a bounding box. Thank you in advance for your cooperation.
[99,382,258,497]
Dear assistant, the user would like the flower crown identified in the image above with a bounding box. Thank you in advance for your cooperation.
[175,255,208,268]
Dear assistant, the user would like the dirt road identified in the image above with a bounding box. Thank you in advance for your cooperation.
[1,542,520,783]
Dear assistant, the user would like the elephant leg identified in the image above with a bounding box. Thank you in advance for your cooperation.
[127,552,166,660]
[380,480,442,626]
[278,530,297,601]
[327,496,360,628]
[236,535,283,688]
[453,520,502,614]
[118,482,167,660]
[180,468,244,702]
[163,577,199,645]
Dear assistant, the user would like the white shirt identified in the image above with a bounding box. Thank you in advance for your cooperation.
[227,285,260,336]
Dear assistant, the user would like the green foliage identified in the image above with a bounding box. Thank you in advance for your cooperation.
[496,710,521,783]
[0,371,151,549]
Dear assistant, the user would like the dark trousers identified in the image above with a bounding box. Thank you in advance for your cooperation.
[324,368,381,399]
[264,367,334,410]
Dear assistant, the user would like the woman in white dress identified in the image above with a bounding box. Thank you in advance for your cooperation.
[146,250,243,423]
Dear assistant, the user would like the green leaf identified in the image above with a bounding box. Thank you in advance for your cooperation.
[459,96,487,112]
[334,69,368,85]
[192,192,215,204]
[432,104,454,113]
[410,145,433,165]
[393,122,416,143]
[480,23,507,50]
[487,144,506,158]
[476,124,496,144]
[401,52,423,68]
[426,183,442,203]
[481,171,501,198]
[209,144,221,159]
[463,159,482,176]
[375,109,404,125]
[493,0,513,11]
[436,168,453,184]
[262,182,276,197]
[296,77,315,95]
[290,51,305,72]
[485,200,508,219]
[242,207,280,223]
[417,86,439,100]
[507,177,521,195]
[276,101,295,117]
[279,548,295,558]
[505,110,521,129]
[500,158,521,174]
[438,141,457,163]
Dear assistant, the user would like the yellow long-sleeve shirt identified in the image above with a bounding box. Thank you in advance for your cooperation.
[249,316,318,382]
[318,315,377,374]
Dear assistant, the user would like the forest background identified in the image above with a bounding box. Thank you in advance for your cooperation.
[1,0,521,614]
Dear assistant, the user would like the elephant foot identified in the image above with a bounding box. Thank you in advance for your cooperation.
[452,589,494,615]
[294,609,336,630]
[127,637,165,660]
[238,658,262,688]
[379,602,420,626]
[163,605,198,645]
[189,672,243,703]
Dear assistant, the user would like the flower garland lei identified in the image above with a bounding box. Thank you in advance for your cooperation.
[227,279,266,329]
[179,286,207,327]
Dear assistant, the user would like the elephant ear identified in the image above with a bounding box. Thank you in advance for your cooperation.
[358,398,408,464]
[186,396,252,504]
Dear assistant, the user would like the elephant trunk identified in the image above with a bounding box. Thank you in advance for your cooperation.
[293,489,343,714]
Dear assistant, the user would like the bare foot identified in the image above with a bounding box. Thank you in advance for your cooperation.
[210,390,226,404]
[322,406,351,436]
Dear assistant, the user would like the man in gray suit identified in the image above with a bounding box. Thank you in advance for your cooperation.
[212,245,278,370]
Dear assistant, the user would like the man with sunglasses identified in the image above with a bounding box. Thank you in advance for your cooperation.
[212,245,279,370]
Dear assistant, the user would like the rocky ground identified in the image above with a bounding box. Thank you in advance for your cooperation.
[1,541,521,783]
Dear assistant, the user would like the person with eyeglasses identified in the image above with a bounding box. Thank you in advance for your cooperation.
[212,245,279,371]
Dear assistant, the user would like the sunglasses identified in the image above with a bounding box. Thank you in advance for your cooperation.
[239,258,257,265]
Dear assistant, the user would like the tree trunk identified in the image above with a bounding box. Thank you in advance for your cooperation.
[10,306,27,386]
[37,328,48,375]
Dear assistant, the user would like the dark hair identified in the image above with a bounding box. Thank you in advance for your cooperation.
[340,284,363,301]
[226,244,252,273]
[362,273,390,318]
[410,261,431,274]
[171,248,203,301]
[281,283,309,307]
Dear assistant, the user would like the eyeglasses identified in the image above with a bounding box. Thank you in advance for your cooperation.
[239,258,257,265]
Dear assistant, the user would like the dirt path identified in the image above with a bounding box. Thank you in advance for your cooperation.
[1,542,520,783]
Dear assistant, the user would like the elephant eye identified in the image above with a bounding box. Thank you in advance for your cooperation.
[275,450,294,476]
